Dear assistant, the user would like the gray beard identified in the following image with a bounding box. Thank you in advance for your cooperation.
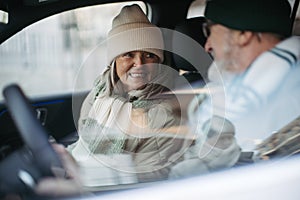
[207,35,240,83]
[207,60,236,83]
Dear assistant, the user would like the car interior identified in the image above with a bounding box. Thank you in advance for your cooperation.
[0,0,300,199]
[0,0,215,160]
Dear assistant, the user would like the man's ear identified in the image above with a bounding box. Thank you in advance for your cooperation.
[237,31,254,46]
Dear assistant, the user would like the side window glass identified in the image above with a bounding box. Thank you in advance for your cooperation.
[0,1,146,100]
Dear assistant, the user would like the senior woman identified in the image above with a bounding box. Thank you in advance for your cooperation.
[67,4,190,185]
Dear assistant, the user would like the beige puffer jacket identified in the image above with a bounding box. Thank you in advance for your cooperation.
[68,63,191,184]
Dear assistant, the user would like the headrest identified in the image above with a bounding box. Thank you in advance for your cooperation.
[172,17,212,78]
[174,17,207,47]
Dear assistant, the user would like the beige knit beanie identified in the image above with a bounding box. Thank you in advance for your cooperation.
[107,4,164,65]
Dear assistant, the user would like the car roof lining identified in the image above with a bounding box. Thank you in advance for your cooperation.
[0,0,193,44]
[0,0,299,44]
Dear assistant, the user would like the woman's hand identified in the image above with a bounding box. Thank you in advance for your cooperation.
[34,143,85,197]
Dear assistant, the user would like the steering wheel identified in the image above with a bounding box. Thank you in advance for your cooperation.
[0,84,63,195]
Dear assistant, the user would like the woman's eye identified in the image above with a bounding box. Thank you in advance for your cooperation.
[145,53,157,59]
[122,53,133,58]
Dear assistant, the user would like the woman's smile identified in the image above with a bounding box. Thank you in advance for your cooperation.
[116,51,160,91]
[129,71,147,78]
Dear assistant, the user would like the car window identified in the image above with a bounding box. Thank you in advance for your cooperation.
[1,0,300,197]
[0,1,146,101]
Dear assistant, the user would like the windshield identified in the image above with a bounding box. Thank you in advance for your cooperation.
[0,0,300,197]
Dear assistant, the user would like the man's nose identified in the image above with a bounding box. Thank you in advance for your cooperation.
[204,37,212,53]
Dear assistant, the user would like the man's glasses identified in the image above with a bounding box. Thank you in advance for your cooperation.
[202,20,216,38]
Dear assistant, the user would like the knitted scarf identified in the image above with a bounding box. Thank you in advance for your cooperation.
[72,61,180,155]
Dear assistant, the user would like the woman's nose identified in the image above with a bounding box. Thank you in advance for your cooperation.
[133,55,144,66]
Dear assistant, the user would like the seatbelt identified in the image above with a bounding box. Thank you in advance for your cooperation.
[291,0,300,23]
[290,0,300,34]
